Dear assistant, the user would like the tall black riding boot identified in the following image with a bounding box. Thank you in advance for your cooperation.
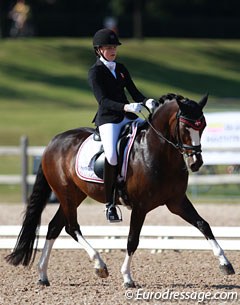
[104,159,122,222]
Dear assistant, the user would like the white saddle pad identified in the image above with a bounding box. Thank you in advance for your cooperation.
[75,122,139,183]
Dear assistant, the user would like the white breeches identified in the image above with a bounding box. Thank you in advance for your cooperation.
[99,117,144,165]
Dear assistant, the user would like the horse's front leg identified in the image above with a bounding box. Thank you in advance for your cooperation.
[207,238,235,274]
[167,196,235,275]
[121,208,146,288]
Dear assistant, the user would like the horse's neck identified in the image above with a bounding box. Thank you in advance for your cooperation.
[132,101,183,175]
[144,101,184,169]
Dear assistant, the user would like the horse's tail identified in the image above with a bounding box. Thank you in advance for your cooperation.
[5,163,52,266]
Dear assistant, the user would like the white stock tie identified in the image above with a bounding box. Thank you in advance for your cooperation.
[100,57,116,78]
[106,61,116,78]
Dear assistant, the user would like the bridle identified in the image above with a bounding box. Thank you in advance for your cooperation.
[142,107,206,157]
[175,111,206,156]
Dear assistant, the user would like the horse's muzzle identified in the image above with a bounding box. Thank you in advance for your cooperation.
[187,153,203,172]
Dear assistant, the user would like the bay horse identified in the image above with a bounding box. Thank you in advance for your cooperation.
[6,93,235,287]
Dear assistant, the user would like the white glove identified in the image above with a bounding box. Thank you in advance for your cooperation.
[145,98,158,112]
[124,103,142,113]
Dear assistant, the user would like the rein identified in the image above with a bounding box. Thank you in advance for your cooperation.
[141,110,182,152]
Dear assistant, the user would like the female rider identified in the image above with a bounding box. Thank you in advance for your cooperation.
[88,28,157,222]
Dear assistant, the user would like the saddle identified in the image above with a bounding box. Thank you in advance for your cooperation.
[75,120,147,184]
[92,123,136,179]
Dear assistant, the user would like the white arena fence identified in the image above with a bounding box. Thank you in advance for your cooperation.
[0,225,240,251]
[1,136,240,203]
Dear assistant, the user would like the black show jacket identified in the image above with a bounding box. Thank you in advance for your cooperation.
[88,58,146,126]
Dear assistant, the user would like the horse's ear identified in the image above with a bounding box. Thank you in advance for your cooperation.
[199,93,208,109]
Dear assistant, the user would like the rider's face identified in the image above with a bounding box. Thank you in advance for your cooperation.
[100,45,117,61]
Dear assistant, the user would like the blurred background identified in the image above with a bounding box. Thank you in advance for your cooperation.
[1,0,240,39]
[0,0,239,203]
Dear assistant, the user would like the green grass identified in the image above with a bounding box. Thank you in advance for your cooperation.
[0,38,239,203]
[1,38,240,145]
[0,185,22,203]
[188,184,240,204]
[0,38,96,145]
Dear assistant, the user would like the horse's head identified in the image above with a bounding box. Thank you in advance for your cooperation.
[175,94,208,172]
[149,93,208,172]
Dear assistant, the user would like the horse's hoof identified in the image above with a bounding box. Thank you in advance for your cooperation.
[38,279,50,286]
[124,281,136,288]
[219,263,235,275]
[95,265,109,278]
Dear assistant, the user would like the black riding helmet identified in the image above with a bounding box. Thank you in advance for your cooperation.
[93,28,121,47]
[93,29,121,59]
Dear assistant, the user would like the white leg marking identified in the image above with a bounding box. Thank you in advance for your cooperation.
[38,239,55,282]
[75,231,105,270]
[121,253,133,285]
[208,239,230,265]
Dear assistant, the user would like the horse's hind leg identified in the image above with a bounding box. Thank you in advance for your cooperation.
[39,194,108,286]
[38,206,65,286]
[73,229,109,279]
[167,195,235,275]
[59,192,109,279]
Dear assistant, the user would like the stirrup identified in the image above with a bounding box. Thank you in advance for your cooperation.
[106,205,122,223]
